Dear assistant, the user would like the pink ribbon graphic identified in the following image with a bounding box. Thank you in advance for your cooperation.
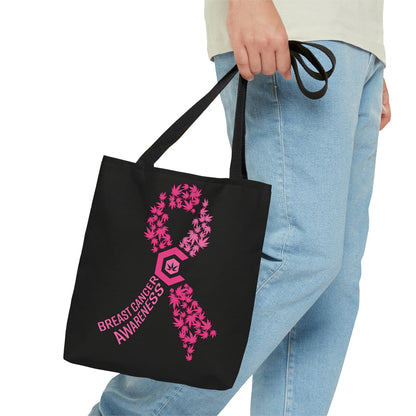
[144,183,217,361]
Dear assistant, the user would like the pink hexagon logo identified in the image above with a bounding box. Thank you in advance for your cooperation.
[165,258,180,275]
[154,247,188,286]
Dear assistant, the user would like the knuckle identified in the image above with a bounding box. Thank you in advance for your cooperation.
[245,35,256,46]
[234,53,248,67]
[273,34,289,49]
[235,56,248,67]
[255,36,270,48]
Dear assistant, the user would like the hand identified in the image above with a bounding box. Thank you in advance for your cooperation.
[379,77,391,130]
[226,0,292,82]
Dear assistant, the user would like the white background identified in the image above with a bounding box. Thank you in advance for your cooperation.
[0,1,414,415]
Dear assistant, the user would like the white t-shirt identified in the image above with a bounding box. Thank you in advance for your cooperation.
[204,0,386,67]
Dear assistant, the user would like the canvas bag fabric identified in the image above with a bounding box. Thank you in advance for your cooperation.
[63,41,336,391]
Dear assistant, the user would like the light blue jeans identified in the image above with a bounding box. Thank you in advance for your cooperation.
[89,40,384,416]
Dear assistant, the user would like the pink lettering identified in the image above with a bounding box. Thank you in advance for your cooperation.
[98,275,165,343]
[155,282,164,297]
[97,321,107,332]
[145,298,153,311]
[114,331,126,345]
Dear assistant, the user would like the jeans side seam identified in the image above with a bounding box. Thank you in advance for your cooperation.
[283,328,295,416]
[152,384,185,416]
[276,74,292,267]
[364,52,375,85]
[256,73,291,294]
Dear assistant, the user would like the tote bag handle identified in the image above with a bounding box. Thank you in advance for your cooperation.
[136,40,336,181]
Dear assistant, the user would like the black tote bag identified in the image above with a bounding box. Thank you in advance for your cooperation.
[63,41,336,390]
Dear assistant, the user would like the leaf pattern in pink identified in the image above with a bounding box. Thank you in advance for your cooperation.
[169,283,217,361]
[144,183,213,255]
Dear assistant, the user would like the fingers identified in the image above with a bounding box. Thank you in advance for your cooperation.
[260,48,278,76]
[246,43,262,75]
[226,0,292,82]
[233,46,254,81]
[274,39,292,80]
[379,104,391,130]
[379,78,391,131]
[234,39,292,82]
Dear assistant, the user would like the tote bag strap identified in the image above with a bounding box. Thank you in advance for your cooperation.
[136,40,336,181]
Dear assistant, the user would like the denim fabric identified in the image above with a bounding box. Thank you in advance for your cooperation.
[88,40,384,416]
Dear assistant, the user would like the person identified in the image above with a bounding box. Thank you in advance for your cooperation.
[89,1,391,414]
